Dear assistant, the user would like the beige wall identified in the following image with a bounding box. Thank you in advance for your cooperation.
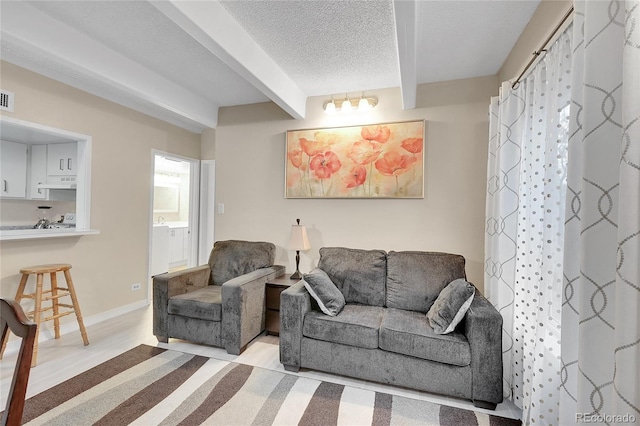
[215,76,498,293]
[499,0,573,83]
[201,128,216,160]
[0,61,201,319]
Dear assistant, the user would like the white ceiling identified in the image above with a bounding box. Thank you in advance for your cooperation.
[0,0,540,133]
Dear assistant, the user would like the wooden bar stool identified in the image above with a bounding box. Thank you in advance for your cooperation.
[0,264,89,367]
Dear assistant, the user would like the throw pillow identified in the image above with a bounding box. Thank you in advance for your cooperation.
[426,278,475,334]
[303,268,345,316]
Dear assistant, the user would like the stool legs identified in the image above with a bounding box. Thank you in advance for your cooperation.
[1,265,89,367]
[63,269,89,346]
[50,272,61,339]
[31,273,45,368]
[13,273,29,305]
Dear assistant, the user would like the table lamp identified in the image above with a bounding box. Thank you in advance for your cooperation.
[288,218,311,279]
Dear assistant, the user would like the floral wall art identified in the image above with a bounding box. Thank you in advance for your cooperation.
[286,120,425,198]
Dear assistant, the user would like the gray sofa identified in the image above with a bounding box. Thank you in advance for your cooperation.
[153,240,284,355]
[279,247,503,409]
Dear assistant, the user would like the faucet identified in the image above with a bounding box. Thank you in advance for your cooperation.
[34,218,51,229]
[157,216,165,224]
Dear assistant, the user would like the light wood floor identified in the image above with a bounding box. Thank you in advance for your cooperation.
[0,305,521,421]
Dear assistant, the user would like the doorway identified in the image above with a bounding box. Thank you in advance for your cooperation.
[149,152,200,282]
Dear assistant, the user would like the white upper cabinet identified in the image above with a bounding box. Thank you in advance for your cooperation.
[29,144,49,200]
[1,140,28,198]
[47,142,77,176]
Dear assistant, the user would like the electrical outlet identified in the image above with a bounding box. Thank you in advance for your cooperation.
[131,283,141,291]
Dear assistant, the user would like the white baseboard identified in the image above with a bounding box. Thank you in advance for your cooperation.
[2,299,149,355]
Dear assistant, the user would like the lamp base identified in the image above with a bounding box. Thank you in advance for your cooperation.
[289,270,303,280]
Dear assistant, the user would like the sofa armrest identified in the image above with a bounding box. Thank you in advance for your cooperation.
[463,289,503,405]
[152,265,211,340]
[279,281,312,371]
[222,265,285,355]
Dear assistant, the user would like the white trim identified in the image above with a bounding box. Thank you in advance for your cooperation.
[188,160,201,268]
[148,151,158,296]
[2,300,148,356]
[393,0,418,110]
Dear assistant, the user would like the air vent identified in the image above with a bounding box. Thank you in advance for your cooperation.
[0,90,15,112]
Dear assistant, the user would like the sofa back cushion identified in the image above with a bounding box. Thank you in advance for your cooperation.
[386,251,466,312]
[208,240,275,285]
[318,247,387,306]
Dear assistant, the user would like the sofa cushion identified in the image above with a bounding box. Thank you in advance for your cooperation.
[303,305,385,349]
[303,268,345,316]
[386,251,466,312]
[168,286,222,321]
[379,308,471,367]
[318,247,387,307]
[208,240,275,285]
[427,279,475,334]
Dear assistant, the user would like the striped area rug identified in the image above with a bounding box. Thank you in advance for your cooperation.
[13,345,520,426]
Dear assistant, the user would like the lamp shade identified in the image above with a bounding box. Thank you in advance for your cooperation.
[289,224,311,251]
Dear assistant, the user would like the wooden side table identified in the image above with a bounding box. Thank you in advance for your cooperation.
[265,276,300,336]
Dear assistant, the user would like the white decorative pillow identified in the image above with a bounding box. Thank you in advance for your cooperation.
[302,268,345,316]
[426,278,475,334]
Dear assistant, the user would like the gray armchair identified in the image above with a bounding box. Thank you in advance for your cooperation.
[153,240,285,354]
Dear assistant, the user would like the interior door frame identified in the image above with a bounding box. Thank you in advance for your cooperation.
[148,150,200,301]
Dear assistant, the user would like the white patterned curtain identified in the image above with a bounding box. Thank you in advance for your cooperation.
[486,31,572,425]
[559,1,640,424]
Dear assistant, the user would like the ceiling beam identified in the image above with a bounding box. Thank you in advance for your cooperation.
[0,1,218,132]
[152,1,306,120]
[393,0,418,110]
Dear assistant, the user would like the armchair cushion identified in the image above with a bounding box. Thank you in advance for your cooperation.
[168,286,222,321]
[426,279,475,334]
[208,240,275,285]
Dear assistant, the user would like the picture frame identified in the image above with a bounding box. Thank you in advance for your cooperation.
[285,120,425,198]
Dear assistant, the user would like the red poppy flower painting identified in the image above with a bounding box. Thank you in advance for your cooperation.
[310,151,342,180]
[343,165,367,189]
[347,140,382,165]
[374,151,417,176]
[288,149,303,169]
[361,125,391,144]
[285,120,424,198]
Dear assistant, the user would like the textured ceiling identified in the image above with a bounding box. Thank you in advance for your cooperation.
[219,0,400,96]
[1,0,541,132]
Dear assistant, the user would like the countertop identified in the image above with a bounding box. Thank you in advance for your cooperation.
[155,221,188,229]
[0,227,100,241]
